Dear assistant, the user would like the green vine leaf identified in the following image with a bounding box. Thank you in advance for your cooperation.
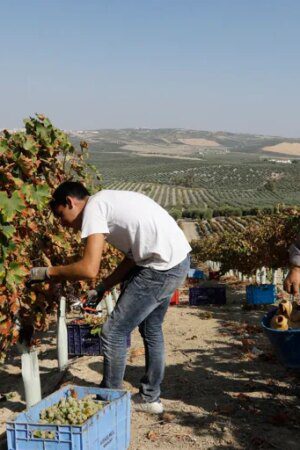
[5,262,27,290]
[0,191,25,222]
[23,135,39,154]
[0,139,8,155]
[1,241,17,261]
[0,263,5,283]
[21,184,50,207]
[0,225,16,239]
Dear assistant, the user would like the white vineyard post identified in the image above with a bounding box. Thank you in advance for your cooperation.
[104,293,114,316]
[20,345,42,408]
[57,296,68,371]
[256,269,260,284]
[272,269,278,285]
[282,269,289,285]
[112,287,119,305]
[212,261,219,271]
[260,267,267,284]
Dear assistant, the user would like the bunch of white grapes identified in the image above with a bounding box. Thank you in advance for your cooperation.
[32,430,55,439]
[39,394,105,426]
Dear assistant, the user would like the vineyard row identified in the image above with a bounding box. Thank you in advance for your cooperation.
[105,181,297,209]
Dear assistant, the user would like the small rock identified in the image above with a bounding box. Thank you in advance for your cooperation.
[146,430,158,441]
[162,412,176,423]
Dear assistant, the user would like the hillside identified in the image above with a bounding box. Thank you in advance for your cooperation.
[69,129,300,214]
[70,128,300,156]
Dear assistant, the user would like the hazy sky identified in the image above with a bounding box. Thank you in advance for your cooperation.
[1,0,300,136]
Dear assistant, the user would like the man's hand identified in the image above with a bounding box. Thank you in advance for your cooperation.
[28,267,50,283]
[84,283,106,309]
[284,267,300,295]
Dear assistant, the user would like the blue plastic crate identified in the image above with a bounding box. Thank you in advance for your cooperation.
[246,284,276,305]
[188,268,205,279]
[6,385,131,450]
[67,324,131,357]
[262,309,300,369]
[189,286,226,305]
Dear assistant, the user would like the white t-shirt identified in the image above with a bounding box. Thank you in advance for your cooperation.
[81,190,191,270]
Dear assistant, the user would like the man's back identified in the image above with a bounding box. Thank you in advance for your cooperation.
[81,190,191,270]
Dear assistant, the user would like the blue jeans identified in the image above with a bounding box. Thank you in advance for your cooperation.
[100,255,190,402]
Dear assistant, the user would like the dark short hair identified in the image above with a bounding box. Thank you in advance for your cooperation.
[49,181,90,214]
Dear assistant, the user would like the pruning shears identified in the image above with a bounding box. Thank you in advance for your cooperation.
[80,295,100,314]
[67,294,103,315]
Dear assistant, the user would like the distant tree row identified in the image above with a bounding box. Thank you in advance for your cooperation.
[168,204,298,220]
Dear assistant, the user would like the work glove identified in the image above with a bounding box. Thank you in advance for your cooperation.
[85,283,106,310]
[27,267,50,285]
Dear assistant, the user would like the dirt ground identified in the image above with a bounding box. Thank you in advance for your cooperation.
[1,280,300,450]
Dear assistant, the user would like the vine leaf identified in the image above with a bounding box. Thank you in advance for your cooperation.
[0,263,5,284]
[0,225,16,239]
[5,263,28,291]
[21,184,50,207]
[0,191,25,222]
[23,135,39,154]
[0,139,8,155]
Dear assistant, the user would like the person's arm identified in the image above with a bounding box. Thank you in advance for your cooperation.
[48,233,105,281]
[102,256,136,291]
[284,267,300,295]
[284,235,300,295]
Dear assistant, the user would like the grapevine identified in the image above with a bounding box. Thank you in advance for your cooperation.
[192,210,300,274]
[0,115,122,361]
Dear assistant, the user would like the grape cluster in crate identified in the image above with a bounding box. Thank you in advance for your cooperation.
[38,389,105,426]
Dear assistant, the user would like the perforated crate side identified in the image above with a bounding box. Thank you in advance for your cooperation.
[6,385,131,450]
[67,324,102,356]
[67,324,131,357]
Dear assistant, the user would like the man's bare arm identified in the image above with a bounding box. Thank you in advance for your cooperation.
[102,256,136,290]
[284,235,300,295]
[284,266,300,296]
[48,234,105,281]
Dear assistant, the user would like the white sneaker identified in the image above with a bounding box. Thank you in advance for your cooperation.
[131,393,164,414]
